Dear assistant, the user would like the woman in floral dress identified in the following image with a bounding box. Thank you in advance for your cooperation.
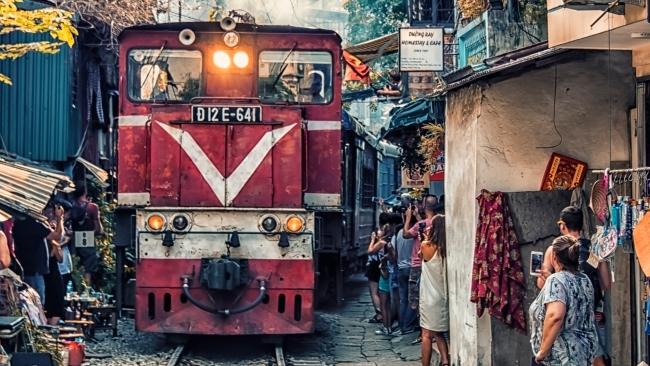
[529,235,598,365]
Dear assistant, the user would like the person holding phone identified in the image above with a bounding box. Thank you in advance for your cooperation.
[366,213,391,324]
[403,203,438,341]
[529,235,598,365]
[536,206,611,366]
[419,214,450,366]
[13,203,65,303]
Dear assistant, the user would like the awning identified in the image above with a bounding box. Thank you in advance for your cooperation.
[383,98,445,138]
[344,32,399,63]
[77,157,109,183]
[0,157,74,221]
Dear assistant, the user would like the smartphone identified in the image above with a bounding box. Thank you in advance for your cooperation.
[530,251,544,277]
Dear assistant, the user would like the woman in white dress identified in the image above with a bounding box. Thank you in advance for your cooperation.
[419,214,449,366]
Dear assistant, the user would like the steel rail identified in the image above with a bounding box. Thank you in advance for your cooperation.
[275,345,286,366]
[166,344,186,366]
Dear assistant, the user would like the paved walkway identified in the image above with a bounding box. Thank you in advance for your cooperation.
[296,275,438,365]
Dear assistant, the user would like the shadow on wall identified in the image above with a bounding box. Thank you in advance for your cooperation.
[489,190,572,365]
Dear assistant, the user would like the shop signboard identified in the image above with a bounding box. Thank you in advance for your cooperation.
[458,18,487,68]
[402,167,431,188]
[399,27,444,72]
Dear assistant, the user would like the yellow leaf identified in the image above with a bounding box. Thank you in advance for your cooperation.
[0,73,12,85]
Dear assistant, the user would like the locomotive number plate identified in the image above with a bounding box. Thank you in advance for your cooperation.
[192,105,262,123]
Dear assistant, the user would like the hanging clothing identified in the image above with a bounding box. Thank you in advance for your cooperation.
[470,190,527,332]
[86,61,105,125]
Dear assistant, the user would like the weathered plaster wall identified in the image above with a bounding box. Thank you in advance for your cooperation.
[445,84,492,366]
[477,51,633,191]
[445,50,634,365]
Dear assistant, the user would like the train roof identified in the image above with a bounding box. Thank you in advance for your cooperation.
[120,22,341,41]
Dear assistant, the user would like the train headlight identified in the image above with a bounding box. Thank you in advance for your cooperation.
[146,213,166,232]
[172,214,190,232]
[285,215,305,234]
[223,31,240,47]
[213,51,230,68]
[233,51,249,68]
[259,215,279,233]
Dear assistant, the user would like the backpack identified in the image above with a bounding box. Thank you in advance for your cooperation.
[69,202,89,227]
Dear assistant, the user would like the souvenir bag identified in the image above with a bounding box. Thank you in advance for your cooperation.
[592,224,618,260]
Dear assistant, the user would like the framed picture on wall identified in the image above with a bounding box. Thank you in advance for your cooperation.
[540,153,588,191]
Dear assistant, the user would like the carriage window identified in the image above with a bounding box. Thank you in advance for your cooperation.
[128,49,202,102]
[258,51,332,104]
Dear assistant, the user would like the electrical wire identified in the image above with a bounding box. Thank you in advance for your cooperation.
[536,64,563,149]
[288,0,319,28]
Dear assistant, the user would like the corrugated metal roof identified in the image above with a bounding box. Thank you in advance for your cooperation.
[0,22,79,162]
[0,157,74,221]
[445,47,568,91]
[344,32,398,63]
[0,208,10,222]
[76,157,109,183]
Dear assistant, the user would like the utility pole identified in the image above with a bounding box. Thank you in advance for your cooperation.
[178,0,182,21]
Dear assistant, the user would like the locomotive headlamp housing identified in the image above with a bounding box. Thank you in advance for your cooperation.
[172,214,190,232]
[223,31,240,47]
[213,51,230,68]
[146,213,166,232]
[233,51,249,68]
[285,215,305,234]
[259,215,279,233]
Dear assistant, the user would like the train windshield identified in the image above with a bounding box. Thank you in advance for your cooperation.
[258,51,332,104]
[127,49,202,102]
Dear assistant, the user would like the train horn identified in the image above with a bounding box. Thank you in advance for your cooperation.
[219,16,237,32]
[178,28,196,46]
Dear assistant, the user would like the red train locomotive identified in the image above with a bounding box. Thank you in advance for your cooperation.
[115,18,377,336]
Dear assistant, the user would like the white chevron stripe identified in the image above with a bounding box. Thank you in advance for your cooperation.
[156,122,297,206]
[157,122,226,204]
[226,123,296,205]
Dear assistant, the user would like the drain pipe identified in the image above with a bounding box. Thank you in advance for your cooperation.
[181,277,267,316]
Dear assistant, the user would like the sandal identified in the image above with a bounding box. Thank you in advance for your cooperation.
[368,314,383,323]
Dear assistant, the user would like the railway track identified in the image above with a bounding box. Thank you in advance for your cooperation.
[164,341,324,366]
[162,342,296,366]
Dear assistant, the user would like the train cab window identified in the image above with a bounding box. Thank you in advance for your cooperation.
[258,51,332,104]
[127,49,202,102]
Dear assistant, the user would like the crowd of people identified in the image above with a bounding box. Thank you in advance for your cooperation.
[366,193,612,366]
[530,206,612,366]
[366,193,449,366]
[0,184,103,325]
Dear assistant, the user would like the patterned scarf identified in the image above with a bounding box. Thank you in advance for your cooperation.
[470,190,527,332]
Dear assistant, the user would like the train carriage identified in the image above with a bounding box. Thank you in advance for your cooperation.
[115,18,377,336]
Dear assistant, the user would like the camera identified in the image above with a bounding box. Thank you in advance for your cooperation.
[50,196,72,211]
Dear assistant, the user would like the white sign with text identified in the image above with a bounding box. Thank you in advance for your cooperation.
[399,28,444,72]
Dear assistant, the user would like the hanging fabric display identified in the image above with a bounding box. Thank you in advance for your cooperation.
[470,190,527,332]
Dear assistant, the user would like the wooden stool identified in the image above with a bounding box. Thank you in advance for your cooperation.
[87,306,118,337]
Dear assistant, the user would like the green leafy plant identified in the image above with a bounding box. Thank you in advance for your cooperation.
[86,178,116,295]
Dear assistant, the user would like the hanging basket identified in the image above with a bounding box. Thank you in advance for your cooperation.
[458,0,487,19]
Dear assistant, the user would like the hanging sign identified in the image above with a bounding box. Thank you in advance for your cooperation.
[402,167,430,188]
[399,27,444,72]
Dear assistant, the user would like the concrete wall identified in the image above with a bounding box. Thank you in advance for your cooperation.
[446,84,493,365]
[445,50,634,365]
